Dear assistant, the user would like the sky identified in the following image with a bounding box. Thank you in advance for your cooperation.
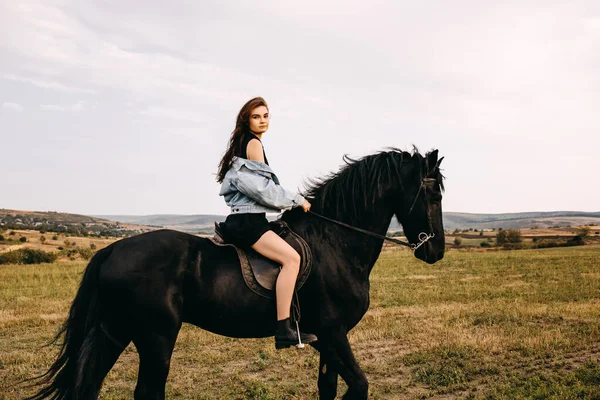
[1,0,599,216]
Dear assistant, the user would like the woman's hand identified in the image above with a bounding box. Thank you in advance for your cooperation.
[301,200,311,213]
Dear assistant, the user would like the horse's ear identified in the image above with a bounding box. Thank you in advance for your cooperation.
[426,150,439,171]
[435,156,444,170]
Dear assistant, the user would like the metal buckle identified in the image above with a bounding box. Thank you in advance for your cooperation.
[411,232,435,252]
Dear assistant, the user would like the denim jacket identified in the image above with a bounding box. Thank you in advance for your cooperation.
[219,157,306,214]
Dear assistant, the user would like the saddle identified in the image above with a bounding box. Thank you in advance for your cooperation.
[210,220,312,299]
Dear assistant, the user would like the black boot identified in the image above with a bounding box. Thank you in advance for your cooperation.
[275,318,317,349]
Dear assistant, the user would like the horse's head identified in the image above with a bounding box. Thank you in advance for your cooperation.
[394,150,445,264]
[299,148,445,264]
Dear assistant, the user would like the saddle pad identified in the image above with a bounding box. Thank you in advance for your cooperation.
[209,220,312,299]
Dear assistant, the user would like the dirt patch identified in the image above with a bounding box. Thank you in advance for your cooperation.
[581,273,600,279]
[406,275,437,280]
[39,313,66,321]
[503,280,530,288]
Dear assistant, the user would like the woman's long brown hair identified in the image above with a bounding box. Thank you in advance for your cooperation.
[216,97,269,183]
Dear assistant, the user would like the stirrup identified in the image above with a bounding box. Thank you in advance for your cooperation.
[295,320,305,349]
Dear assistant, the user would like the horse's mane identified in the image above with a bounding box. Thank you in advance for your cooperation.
[302,147,444,223]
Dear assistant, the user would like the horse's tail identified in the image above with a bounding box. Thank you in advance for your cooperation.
[25,245,114,400]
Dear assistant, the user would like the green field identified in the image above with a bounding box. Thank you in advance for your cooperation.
[1,246,599,399]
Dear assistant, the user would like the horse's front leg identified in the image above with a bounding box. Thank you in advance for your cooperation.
[312,341,339,400]
[321,330,369,400]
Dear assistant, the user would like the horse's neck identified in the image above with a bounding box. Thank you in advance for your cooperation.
[357,196,396,273]
[319,194,396,275]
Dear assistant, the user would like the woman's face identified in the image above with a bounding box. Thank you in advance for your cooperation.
[248,106,269,134]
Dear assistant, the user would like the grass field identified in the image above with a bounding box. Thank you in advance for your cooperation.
[1,245,599,399]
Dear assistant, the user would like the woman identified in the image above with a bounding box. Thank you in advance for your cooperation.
[217,97,317,349]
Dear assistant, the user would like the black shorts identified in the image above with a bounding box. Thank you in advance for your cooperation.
[220,212,271,248]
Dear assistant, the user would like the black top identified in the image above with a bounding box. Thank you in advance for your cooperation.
[240,132,269,165]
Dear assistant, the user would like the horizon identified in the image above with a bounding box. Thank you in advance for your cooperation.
[2,207,600,218]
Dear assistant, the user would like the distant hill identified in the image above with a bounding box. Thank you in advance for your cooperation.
[94,214,227,232]
[437,211,600,230]
[1,209,108,224]
[95,211,600,233]
[0,209,151,237]
[95,214,225,227]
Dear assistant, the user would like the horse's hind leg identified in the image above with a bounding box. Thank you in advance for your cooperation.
[86,328,131,398]
[133,331,178,400]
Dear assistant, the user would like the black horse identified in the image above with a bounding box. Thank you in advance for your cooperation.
[28,148,445,400]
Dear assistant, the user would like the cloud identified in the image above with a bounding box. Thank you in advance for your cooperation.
[40,101,86,112]
[2,102,24,111]
[1,74,96,94]
[305,96,333,109]
[138,106,208,123]
[0,2,313,108]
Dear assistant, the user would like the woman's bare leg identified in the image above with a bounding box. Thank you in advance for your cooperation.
[252,230,300,320]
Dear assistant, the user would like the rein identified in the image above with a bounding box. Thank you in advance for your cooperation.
[308,210,434,252]
[305,157,439,253]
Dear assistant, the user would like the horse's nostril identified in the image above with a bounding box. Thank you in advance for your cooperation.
[437,251,444,260]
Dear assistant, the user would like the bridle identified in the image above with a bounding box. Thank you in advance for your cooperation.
[308,177,437,253]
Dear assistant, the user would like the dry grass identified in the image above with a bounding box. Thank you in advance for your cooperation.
[1,246,599,399]
[0,230,116,261]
